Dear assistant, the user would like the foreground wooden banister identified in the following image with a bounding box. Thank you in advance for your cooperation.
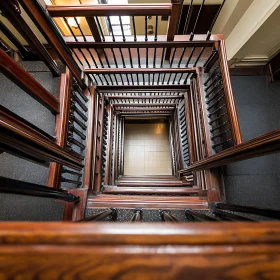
[19,0,84,87]
[0,107,83,170]
[47,4,172,17]
[0,49,60,114]
[1,222,280,278]
[178,128,280,175]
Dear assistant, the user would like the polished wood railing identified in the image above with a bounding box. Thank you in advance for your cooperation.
[0,222,280,278]
[1,176,80,203]
[0,49,60,114]
[179,129,280,175]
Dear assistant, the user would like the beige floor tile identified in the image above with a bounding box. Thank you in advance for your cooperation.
[124,122,172,175]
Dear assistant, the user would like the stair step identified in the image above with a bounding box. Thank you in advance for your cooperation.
[102,186,204,196]
[87,195,208,209]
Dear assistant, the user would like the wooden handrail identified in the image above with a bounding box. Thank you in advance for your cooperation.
[47,4,172,17]
[0,1,59,77]
[19,0,84,87]
[0,176,80,203]
[218,39,242,145]
[178,128,280,175]
[0,107,83,170]
[85,68,196,75]
[0,49,60,114]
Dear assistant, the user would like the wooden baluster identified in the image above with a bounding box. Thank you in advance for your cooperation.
[77,208,117,222]
[160,210,179,222]
[131,209,143,222]
[213,208,255,221]
[185,209,219,222]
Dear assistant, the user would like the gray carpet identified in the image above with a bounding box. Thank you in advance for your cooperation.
[0,61,65,221]
[224,75,280,209]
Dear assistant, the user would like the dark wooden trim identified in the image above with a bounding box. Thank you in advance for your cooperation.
[0,49,60,114]
[93,94,105,194]
[19,0,84,87]
[195,68,213,157]
[83,86,96,189]
[63,188,88,221]
[67,40,214,49]
[178,128,280,175]
[85,17,102,42]
[113,103,177,107]
[48,69,72,188]
[107,96,182,100]
[218,39,242,145]
[229,66,268,76]
[0,107,83,170]
[85,68,196,74]
[97,85,189,91]
[0,1,59,77]
[104,104,113,185]
[0,176,79,203]
[165,0,184,59]
[184,92,195,164]
[102,186,201,196]
[114,108,174,112]
[47,4,172,17]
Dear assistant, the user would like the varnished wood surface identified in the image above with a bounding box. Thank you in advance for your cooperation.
[0,106,83,170]
[178,128,280,175]
[1,222,280,279]
[47,4,172,17]
[85,68,196,74]
[87,195,208,209]
[102,186,201,195]
[218,39,242,145]
[0,49,59,113]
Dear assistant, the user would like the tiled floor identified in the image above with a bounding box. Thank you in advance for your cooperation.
[124,122,172,175]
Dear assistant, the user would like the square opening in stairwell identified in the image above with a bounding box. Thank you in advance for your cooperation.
[123,119,172,176]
